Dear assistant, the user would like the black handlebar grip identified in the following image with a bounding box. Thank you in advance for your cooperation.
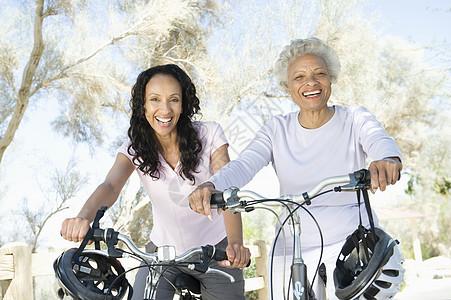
[213,248,251,267]
[364,169,371,182]
[92,228,105,242]
[354,168,401,183]
[213,248,228,261]
[354,169,371,182]
[210,193,225,208]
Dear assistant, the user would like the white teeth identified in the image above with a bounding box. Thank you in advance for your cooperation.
[156,117,172,123]
[303,90,321,97]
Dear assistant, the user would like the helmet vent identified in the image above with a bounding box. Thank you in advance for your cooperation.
[375,279,392,289]
[382,269,399,277]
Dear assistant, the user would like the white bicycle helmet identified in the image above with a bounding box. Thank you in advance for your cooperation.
[333,226,405,300]
[53,248,130,300]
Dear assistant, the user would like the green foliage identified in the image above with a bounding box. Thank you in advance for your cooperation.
[434,177,451,196]
[405,173,417,196]
[242,209,277,244]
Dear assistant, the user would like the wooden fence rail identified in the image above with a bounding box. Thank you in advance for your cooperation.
[0,240,268,300]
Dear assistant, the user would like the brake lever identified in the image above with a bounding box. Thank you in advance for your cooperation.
[217,187,249,213]
[338,179,361,191]
[229,206,254,213]
[337,170,370,192]
[225,200,248,213]
[205,268,235,283]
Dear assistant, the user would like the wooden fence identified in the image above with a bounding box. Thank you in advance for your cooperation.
[0,240,268,300]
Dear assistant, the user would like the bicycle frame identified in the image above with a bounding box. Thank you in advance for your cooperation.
[290,205,314,300]
[105,232,235,299]
[211,169,372,300]
[110,233,188,299]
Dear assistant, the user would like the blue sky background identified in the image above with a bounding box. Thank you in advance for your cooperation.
[364,0,449,65]
[366,1,448,40]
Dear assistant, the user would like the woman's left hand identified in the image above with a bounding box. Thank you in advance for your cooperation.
[220,243,251,269]
[368,157,402,193]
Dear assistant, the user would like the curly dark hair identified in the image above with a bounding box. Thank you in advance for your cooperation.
[127,64,202,183]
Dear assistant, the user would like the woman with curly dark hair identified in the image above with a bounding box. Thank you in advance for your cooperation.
[60,64,250,299]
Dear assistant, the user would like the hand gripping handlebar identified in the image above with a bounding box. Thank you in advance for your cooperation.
[210,169,399,209]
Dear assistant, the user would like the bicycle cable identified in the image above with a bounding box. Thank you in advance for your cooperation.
[247,201,290,300]
[245,199,294,300]
[282,200,324,300]
[272,188,336,300]
[246,192,330,300]
[104,248,183,298]
[104,248,154,298]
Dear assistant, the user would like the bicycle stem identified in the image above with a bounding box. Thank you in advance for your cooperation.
[289,205,310,300]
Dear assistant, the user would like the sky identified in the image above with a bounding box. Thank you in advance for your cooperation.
[0,0,449,251]
[365,0,449,43]
[364,0,449,67]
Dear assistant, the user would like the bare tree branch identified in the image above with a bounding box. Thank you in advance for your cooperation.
[19,159,88,252]
[0,0,45,163]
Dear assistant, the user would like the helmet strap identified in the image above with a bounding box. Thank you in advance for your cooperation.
[356,189,377,244]
[357,189,375,233]
[72,206,107,261]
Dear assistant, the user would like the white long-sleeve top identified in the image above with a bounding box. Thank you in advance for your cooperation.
[210,105,402,248]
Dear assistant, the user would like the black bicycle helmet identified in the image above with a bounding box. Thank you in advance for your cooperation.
[333,227,405,300]
[53,248,130,300]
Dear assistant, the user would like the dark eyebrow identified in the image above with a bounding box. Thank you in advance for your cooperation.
[146,92,181,97]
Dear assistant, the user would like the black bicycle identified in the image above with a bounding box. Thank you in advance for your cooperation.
[53,206,235,300]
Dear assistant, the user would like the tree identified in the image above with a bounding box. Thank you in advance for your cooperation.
[0,0,222,246]
[206,0,450,256]
[2,0,449,259]
[0,0,226,253]
[13,160,88,252]
[0,0,220,165]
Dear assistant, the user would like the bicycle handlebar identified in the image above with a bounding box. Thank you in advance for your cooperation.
[211,193,226,207]
[211,169,395,211]
[82,224,236,283]
[208,168,399,300]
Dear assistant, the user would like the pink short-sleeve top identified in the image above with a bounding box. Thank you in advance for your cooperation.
[119,121,228,254]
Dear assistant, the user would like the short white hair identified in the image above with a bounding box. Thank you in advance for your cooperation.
[274,37,341,92]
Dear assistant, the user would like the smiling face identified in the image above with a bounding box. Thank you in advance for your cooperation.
[286,53,332,113]
[144,74,183,140]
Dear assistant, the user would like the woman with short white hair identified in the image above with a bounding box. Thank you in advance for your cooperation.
[189,37,404,299]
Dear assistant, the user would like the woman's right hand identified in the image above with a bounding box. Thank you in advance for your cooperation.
[189,181,217,220]
[60,217,91,243]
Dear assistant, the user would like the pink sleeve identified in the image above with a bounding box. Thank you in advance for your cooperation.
[117,139,139,169]
[208,122,229,156]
